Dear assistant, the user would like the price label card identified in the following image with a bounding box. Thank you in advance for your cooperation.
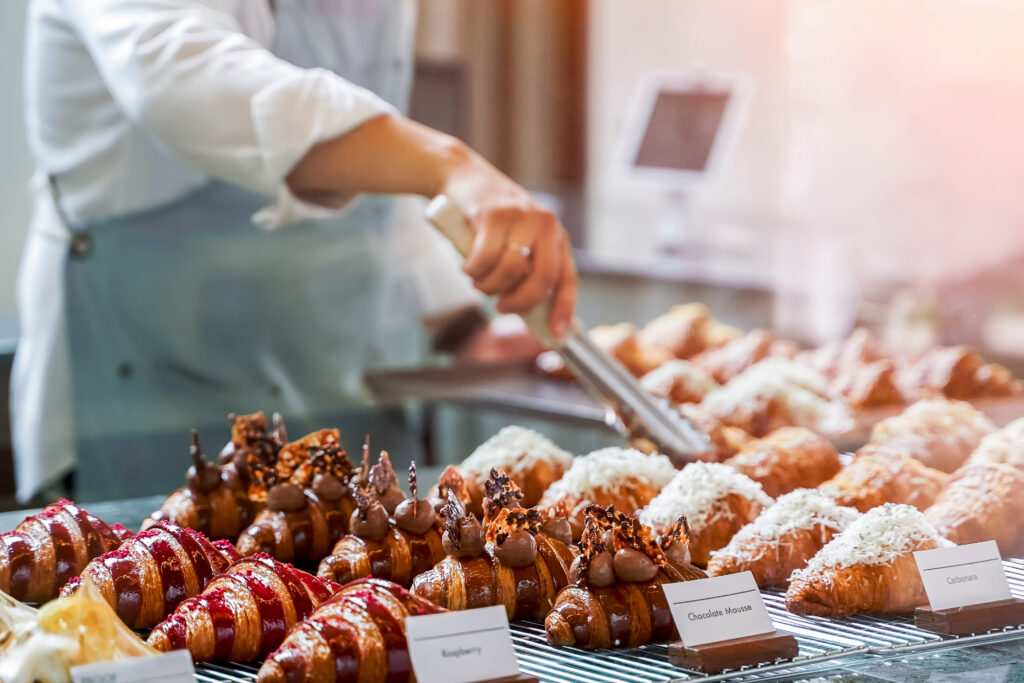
[663,572,775,647]
[914,540,1012,611]
[70,650,194,683]
[406,605,521,683]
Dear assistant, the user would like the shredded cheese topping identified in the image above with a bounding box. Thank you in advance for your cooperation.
[701,358,854,435]
[640,462,773,533]
[543,447,676,499]
[793,503,952,578]
[460,425,574,476]
[710,489,859,564]
[640,360,720,400]
[969,418,1024,468]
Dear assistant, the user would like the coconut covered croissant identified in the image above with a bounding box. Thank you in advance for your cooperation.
[925,463,1024,557]
[818,447,949,513]
[456,425,574,514]
[900,345,1022,401]
[258,577,443,683]
[317,462,444,587]
[147,554,339,663]
[707,489,860,588]
[144,415,282,540]
[965,418,1024,471]
[640,462,773,566]
[0,499,133,603]
[867,397,995,473]
[236,438,356,563]
[60,522,240,629]
[411,487,576,620]
[786,503,952,616]
[545,507,706,649]
[724,427,842,498]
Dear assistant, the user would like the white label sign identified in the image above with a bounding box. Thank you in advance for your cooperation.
[663,571,776,647]
[70,650,194,683]
[914,540,1012,611]
[405,605,521,683]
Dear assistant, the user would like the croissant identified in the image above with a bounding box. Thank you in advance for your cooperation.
[831,359,905,409]
[640,360,720,405]
[707,489,860,588]
[457,425,574,513]
[818,447,949,513]
[318,462,445,586]
[59,522,239,628]
[798,328,889,379]
[147,554,339,662]
[867,397,995,473]
[724,427,841,498]
[258,578,443,683]
[411,493,576,620]
[786,503,951,616]
[545,508,706,649]
[899,345,1021,401]
[640,462,772,566]
[692,329,777,384]
[636,303,712,359]
[966,418,1024,471]
[0,499,133,603]
[925,463,1024,557]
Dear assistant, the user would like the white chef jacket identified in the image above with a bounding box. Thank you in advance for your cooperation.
[24,0,479,312]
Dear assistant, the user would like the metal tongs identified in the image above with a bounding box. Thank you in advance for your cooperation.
[426,195,711,464]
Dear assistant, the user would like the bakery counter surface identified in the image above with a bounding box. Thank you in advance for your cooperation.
[4,497,1024,682]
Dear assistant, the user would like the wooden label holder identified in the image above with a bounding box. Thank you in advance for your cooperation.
[914,598,1024,636]
[668,630,799,674]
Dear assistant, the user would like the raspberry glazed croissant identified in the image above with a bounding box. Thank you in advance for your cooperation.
[786,503,952,616]
[60,522,240,629]
[411,489,576,620]
[317,462,444,587]
[545,507,706,649]
[258,577,443,683]
[925,462,1024,557]
[456,425,574,514]
[707,489,860,588]
[817,447,949,513]
[0,499,133,602]
[147,554,339,663]
[640,462,773,566]
[724,427,841,498]
[236,440,355,563]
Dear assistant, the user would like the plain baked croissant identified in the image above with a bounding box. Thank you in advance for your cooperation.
[318,462,444,586]
[0,499,133,603]
[411,489,576,620]
[60,522,240,629]
[147,553,339,662]
[258,577,443,683]
[724,427,841,498]
[545,508,706,649]
[925,462,1024,557]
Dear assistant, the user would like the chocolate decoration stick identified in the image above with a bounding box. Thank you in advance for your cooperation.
[190,430,204,469]
[272,412,287,446]
[361,435,370,480]
[409,462,418,515]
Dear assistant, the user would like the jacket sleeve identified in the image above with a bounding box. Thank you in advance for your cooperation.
[62,0,396,226]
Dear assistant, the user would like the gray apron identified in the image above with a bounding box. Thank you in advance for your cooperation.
[37,0,423,500]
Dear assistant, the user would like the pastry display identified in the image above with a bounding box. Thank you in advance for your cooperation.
[147,554,339,662]
[707,489,860,587]
[236,439,355,562]
[257,577,443,683]
[699,358,854,437]
[639,462,773,566]
[537,447,678,531]
[545,506,706,649]
[635,303,716,359]
[965,418,1024,470]
[692,329,797,385]
[0,499,133,603]
[925,462,1024,557]
[640,359,720,405]
[455,425,574,513]
[318,462,445,586]
[899,345,1022,401]
[786,503,952,616]
[677,404,753,461]
[537,322,672,381]
[867,397,995,473]
[798,328,889,379]
[59,522,240,629]
[817,447,949,512]
[724,427,842,497]
[411,489,576,620]
[831,359,905,409]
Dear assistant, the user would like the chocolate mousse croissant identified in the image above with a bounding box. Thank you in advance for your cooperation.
[236,441,355,563]
[317,462,445,587]
[545,507,706,649]
[410,489,576,620]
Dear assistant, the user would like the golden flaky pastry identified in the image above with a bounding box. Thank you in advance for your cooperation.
[725,427,841,497]
[817,447,949,513]
[925,462,1024,557]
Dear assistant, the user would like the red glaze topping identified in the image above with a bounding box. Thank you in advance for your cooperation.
[237,568,287,657]
[308,616,361,681]
[38,509,77,591]
[358,591,411,682]
[138,529,188,616]
[63,501,119,557]
[102,547,143,626]
[4,535,33,598]
[211,538,242,564]
[202,587,237,661]
[162,524,216,588]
